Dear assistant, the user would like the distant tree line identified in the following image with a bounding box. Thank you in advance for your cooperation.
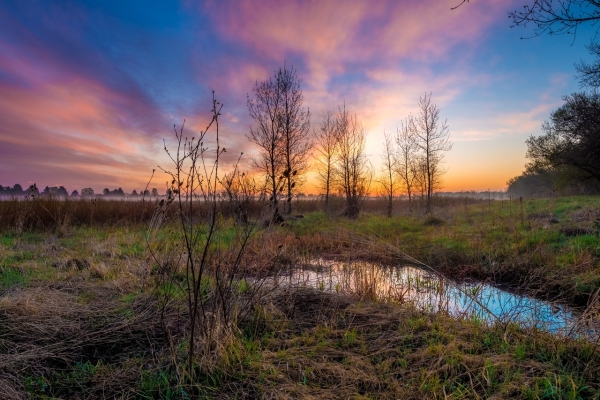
[0,184,161,199]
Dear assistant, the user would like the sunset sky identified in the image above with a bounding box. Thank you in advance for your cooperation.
[0,0,596,193]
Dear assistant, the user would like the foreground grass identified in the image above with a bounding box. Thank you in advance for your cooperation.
[248,289,600,399]
[1,196,600,398]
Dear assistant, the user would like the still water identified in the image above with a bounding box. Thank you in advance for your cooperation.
[268,259,598,338]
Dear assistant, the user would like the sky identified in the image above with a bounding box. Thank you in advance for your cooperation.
[0,0,597,193]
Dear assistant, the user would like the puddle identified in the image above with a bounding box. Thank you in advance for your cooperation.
[267,259,598,338]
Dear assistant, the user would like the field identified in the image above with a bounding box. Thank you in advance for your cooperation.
[1,195,600,399]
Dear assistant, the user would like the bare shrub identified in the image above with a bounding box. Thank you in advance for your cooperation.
[146,92,270,387]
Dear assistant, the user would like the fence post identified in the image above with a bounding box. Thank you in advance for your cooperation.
[520,196,524,225]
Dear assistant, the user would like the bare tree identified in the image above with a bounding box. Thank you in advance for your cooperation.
[247,70,285,224]
[458,0,600,41]
[335,105,372,219]
[378,132,398,217]
[315,109,338,208]
[279,64,311,215]
[413,93,452,213]
[394,116,418,211]
[220,155,256,226]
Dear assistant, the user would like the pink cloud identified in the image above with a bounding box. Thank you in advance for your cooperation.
[0,77,172,191]
[203,0,516,80]
[197,0,520,165]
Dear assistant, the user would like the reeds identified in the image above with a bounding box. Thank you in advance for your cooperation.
[0,193,492,235]
[0,197,155,233]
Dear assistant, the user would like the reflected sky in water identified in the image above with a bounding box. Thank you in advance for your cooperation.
[267,259,598,338]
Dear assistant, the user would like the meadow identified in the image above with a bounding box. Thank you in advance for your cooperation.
[1,195,600,399]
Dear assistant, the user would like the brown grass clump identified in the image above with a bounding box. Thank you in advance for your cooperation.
[570,208,600,223]
[559,226,594,237]
[0,282,173,399]
[89,262,110,279]
[423,215,446,226]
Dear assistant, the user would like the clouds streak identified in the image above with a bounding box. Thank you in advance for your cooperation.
[0,0,581,191]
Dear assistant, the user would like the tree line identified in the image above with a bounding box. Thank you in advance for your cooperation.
[507,33,600,197]
[246,63,452,221]
[508,90,600,197]
[0,184,162,199]
[453,1,600,197]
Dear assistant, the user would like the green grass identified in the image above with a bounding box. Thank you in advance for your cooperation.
[0,266,28,289]
[139,369,181,400]
[243,289,600,399]
[1,250,34,266]
[0,233,14,247]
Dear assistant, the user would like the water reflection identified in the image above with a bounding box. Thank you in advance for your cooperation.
[268,259,597,338]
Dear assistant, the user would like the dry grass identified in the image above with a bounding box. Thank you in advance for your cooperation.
[236,288,600,399]
[2,274,598,398]
[0,195,487,234]
[0,283,174,399]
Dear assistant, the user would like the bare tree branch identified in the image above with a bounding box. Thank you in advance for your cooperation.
[508,0,600,39]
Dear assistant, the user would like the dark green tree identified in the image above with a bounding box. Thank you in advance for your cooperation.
[81,188,95,197]
[526,92,600,184]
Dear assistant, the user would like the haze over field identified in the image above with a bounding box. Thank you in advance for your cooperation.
[0,0,594,193]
